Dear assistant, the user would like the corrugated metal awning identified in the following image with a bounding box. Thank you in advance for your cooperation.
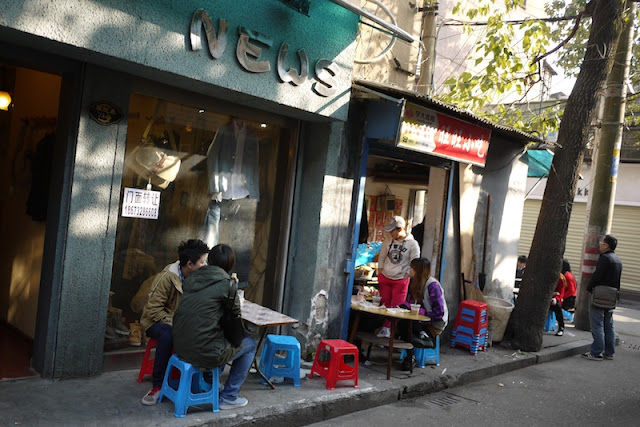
[353,79,543,145]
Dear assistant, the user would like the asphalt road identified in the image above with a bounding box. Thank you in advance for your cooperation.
[310,304,640,427]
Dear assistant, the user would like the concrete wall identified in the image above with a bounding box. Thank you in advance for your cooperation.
[464,137,528,302]
[48,65,130,377]
[0,0,358,120]
[285,121,356,355]
[352,0,422,89]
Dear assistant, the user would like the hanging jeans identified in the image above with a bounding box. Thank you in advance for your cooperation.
[201,198,256,282]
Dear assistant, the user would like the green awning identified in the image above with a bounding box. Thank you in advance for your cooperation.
[525,150,553,177]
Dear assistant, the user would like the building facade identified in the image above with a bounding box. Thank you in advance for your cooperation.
[0,1,360,378]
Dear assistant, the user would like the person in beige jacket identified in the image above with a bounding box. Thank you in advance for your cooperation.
[140,239,209,406]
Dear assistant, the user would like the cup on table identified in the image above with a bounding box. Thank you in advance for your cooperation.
[238,289,245,308]
[372,295,382,306]
[410,304,421,315]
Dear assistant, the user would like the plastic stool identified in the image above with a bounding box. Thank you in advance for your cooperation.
[450,327,487,355]
[400,335,441,367]
[157,354,219,418]
[258,335,301,387]
[309,339,358,390]
[137,338,158,382]
[563,309,574,322]
[545,311,556,332]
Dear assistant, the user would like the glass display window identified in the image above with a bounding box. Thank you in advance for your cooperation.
[106,92,296,351]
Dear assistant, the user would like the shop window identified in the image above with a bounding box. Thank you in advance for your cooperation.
[106,93,294,351]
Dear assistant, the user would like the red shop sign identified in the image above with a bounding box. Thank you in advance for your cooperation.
[397,102,491,167]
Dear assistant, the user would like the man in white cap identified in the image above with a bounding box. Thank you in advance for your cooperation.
[376,216,420,338]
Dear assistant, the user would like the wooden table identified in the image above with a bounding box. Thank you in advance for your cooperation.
[241,300,299,389]
[348,302,429,379]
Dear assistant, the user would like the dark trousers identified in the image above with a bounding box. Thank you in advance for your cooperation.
[550,303,565,330]
[146,322,173,388]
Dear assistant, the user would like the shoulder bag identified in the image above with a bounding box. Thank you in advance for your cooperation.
[591,285,619,310]
[126,100,182,189]
[221,279,248,347]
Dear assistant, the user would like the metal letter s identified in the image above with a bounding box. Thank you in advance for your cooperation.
[313,59,339,97]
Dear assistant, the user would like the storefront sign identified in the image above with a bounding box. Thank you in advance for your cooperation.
[190,9,338,97]
[88,102,123,126]
[398,102,491,167]
[122,187,160,219]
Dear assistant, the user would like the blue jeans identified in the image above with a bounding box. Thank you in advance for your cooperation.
[589,305,615,357]
[146,322,173,388]
[220,335,257,400]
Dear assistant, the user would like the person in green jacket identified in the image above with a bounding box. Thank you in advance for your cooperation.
[173,243,257,410]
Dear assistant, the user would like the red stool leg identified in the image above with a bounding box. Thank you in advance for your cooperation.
[137,339,157,383]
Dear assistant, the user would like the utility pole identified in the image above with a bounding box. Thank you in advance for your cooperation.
[416,1,438,95]
[575,0,636,330]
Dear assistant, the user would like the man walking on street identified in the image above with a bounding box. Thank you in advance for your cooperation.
[582,234,622,361]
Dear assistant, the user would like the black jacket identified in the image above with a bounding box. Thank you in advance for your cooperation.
[587,251,622,292]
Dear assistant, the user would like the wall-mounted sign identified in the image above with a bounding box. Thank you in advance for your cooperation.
[88,102,123,126]
[122,187,160,219]
[189,9,338,97]
[397,102,491,167]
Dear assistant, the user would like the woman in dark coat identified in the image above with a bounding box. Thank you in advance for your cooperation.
[173,244,257,410]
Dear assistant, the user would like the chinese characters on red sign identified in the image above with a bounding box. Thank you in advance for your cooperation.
[398,103,491,167]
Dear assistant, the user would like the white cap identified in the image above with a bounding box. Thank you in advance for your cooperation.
[383,216,406,232]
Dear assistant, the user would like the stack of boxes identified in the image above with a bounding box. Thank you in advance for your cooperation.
[450,300,489,355]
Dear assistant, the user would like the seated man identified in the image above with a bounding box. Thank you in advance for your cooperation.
[140,239,209,405]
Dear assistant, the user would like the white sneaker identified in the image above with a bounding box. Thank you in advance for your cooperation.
[141,387,161,405]
[377,327,390,338]
[219,396,248,410]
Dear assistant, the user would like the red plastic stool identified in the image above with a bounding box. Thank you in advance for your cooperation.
[137,338,178,382]
[308,339,358,390]
[137,338,158,382]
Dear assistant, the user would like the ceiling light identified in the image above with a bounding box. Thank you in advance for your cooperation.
[0,91,11,111]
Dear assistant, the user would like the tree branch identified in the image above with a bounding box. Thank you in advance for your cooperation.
[532,0,597,65]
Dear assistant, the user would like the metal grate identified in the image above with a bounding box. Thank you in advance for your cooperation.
[626,342,640,351]
[427,394,466,408]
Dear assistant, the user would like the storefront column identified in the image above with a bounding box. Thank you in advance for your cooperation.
[49,66,129,377]
[284,120,356,356]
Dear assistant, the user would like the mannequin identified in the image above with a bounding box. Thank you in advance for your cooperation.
[201,118,259,281]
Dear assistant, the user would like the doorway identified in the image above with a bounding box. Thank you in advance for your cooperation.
[0,63,61,380]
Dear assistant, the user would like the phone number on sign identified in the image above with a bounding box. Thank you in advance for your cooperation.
[123,205,158,218]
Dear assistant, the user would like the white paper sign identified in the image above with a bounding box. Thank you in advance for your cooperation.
[122,187,160,219]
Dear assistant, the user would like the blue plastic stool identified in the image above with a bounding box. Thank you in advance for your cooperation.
[563,309,574,322]
[400,335,441,367]
[545,311,556,332]
[258,334,301,387]
[157,354,220,417]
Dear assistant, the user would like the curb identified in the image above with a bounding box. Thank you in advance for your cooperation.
[535,339,591,364]
[220,343,590,427]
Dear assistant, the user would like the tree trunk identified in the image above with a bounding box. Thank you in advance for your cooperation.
[506,0,626,352]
